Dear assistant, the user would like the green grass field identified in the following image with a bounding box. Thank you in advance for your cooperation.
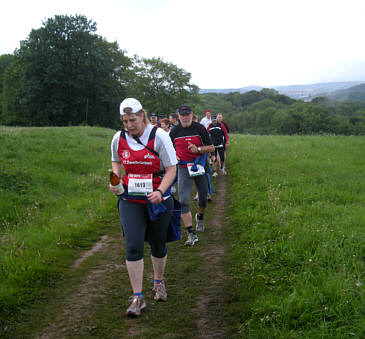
[1,127,364,337]
[226,134,365,337]
[0,126,117,318]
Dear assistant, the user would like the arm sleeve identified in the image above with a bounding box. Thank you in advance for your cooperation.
[200,125,213,146]
[224,121,230,133]
[221,123,229,143]
[169,128,176,146]
[111,132,121,162]
[155,128,177,168]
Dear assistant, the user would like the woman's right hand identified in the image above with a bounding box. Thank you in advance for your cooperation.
[109,183,119,195]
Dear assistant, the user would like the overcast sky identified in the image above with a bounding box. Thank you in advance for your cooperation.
[1,0,365,89]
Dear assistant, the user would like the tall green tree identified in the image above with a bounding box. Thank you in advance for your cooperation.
[1,59,27,125]
[256,107,277,133]
[2,14,130,127]
[123,56,200,115]
[0,54,14,93]
[271,110,290,134]
[0,54,14,120]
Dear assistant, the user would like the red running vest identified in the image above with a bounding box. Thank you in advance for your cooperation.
[117,127,162,196]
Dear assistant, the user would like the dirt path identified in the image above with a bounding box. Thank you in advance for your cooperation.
[37,234,125,338]
[8,177,229,338]
[195,176,227,338]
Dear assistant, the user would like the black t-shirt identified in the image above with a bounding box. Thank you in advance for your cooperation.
[170,121,212,162]
[208,122,226,146]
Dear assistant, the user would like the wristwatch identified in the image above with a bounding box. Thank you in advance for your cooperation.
[197,147,202,153]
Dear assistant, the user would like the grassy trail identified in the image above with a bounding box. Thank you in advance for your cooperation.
[3,129,365,337]
[5,177,232,338]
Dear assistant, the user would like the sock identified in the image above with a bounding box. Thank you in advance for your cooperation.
[133,291,143,298]
[197,213,204,220]
[186,226,194,234]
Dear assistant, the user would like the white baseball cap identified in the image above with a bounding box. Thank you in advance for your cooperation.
[120,98,143,115]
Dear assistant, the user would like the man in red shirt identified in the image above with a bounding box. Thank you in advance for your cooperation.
[170,105,214,246]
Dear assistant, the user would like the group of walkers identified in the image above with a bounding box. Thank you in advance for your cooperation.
[109,98,229,317]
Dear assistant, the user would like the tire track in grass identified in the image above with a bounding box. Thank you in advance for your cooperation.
[37,231,126,338]
[194,175,227,338]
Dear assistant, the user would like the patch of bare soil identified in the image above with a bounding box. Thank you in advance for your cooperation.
[71,235,109,269]
[37,234,124,339]
[195,176,227,338]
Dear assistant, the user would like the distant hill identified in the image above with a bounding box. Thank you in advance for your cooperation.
[324,83,365,102]
[200,81,365,100]
[200,85,263,94]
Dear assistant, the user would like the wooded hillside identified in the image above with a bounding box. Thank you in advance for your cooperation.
[193,89,365,135]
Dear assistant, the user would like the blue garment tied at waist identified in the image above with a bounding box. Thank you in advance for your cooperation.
[120,184,172,221]
[147,200,167,221]
[179,154,213,194]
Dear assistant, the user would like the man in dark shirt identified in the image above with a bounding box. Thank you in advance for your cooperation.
[170,105,214,246]
[217,113,230,133]
[208,115,229,176]
[217,113,230,164]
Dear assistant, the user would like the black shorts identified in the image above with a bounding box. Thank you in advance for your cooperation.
[118,197,173,261]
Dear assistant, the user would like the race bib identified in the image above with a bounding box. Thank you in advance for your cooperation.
[187,163,205,177]
[128,174,153,195]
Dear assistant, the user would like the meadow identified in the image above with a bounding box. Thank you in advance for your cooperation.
[0,126,117,318]
[1,126,364,338]
[226,134,365,337]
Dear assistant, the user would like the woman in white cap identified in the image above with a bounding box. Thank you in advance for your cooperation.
[109,98,177,316]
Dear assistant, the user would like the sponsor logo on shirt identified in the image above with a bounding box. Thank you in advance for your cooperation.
[144,153,155,159]
[123,160,153,165]
[122,150,130,159]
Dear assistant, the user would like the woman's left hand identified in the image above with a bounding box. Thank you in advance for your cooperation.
[147,191,163,204]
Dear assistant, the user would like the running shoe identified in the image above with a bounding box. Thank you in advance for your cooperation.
[126,295,146,317]
[207,193,212,202]
[195,213,205,232]
[184,233,198,246]
[212,171,218,178]
[220,167,227,176]
[153,281,167,301]
[193,192,199,201]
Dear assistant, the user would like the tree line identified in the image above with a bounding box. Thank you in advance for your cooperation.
[1,13,365,135]
[197,89,365,135]
[0,14,199,128]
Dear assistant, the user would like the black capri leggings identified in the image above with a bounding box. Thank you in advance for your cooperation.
[118,197,173,261]
[214,147,225,164]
